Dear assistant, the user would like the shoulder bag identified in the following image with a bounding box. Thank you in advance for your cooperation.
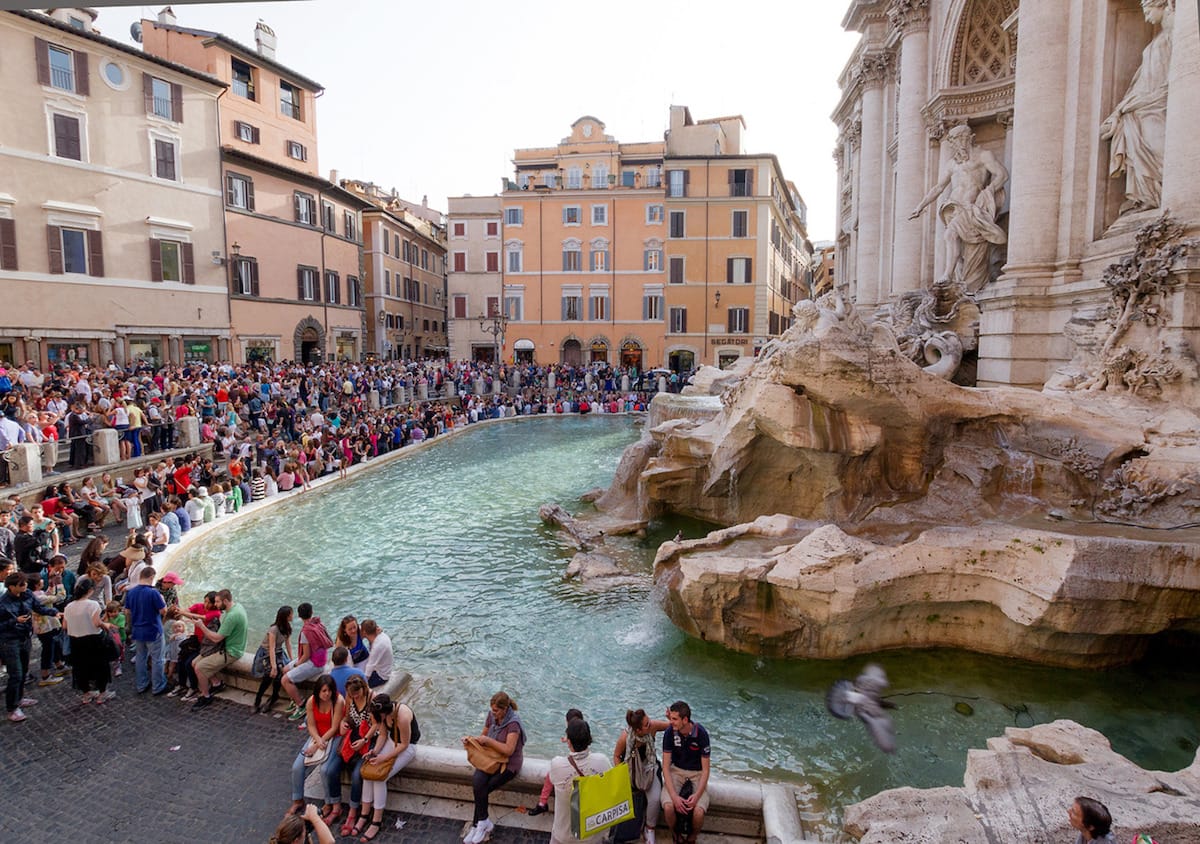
[465,734,507,775]
[568,757,634,840]
[361,713,403,781]
[302,738,329,768]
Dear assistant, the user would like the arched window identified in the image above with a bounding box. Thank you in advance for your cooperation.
[951,0,1018,87]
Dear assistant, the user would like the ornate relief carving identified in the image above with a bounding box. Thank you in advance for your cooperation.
[856,51,895,87]
[888,0,930,34]
[951,0,1018,87]
[923,82,1015,142]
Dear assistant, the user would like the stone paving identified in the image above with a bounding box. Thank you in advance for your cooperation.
[0,649,549,844]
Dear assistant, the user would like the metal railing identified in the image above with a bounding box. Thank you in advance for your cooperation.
[50,66,74,91]
[152,95,173,120]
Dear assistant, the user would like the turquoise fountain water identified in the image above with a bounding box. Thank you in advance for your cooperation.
[171,415,1200,835]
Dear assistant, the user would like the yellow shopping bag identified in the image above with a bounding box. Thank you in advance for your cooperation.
[570,761,635,839]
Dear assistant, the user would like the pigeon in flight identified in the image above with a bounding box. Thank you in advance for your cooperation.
[826,663,897,753]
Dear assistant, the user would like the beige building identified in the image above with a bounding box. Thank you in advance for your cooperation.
[835,0,1200,387]
[445,195,503,361]
[142,9,367,363]
[0,8,231,368]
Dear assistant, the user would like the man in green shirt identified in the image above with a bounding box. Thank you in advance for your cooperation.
[191,588,247,710]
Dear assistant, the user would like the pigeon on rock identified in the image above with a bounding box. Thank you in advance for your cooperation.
[826,663,897,753]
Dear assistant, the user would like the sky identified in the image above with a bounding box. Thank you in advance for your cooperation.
[87,0,860,241]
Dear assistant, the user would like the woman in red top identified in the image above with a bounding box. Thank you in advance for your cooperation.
[289,675,345,816]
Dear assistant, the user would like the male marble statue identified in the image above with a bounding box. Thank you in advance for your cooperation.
[909,125,1008,294]
[1100,0,1174,215]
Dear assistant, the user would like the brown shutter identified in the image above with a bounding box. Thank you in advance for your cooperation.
[746,171,753,195]
[73,50,88,96]
[87,229,104,276]
[47,225,63,274]
[143,73,153,114]
[293,193,302,222]
[251,126,260,144]
[297,267,306,300]
[728,170,734,186]
[726,257,733,283]
[182,242,195,284]
[34,37,50,86]
[250,260,260,296]
[682,170,689,197]
[0,218,17,271]
[681,309,688,333]
[171,82,183,123]
[245,178,255,212]
[53,115,80,160]
[149,238,163,281]
[745,257,752,283]
[727,309,735,332]
[225,174,236,206]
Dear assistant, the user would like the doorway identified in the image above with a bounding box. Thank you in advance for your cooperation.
[668,350,695,373]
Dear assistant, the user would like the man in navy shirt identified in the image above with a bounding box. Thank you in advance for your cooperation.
[125,566,168,695]
[660,700,711,841]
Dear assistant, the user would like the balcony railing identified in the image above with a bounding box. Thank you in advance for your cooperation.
[280,100,301,120]
[232,78,254,100]
[153,95,173,120]
[51,66,74,91]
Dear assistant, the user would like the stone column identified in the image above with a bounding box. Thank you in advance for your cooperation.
[418,382,428,401]
[854,51,893,308]
[99,339,115,366]
[39,441,56,473]
[889,1,931,294]
[169,335,182,366]
[445,382,457,398]
[368,389,380,410]
[92,429,120,465]
[218,337,230,361]
[6,443,43,486]
[23,337,40,365]
[176,416,199,449]
[1160,0,1200,222]
[473,378,484,396]
[114,333,127,367]
[547,371,556,391]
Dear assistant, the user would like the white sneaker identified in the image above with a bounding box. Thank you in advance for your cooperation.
[463,822,487,844]
[644,828,657,844]
[8,708,26,723]
[477,819,494,840]
[97,690,117,703]
[18,697,37,707]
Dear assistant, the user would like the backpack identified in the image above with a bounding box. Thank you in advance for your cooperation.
[303,618,333,666]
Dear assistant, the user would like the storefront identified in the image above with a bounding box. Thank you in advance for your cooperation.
[590,340,609,363]
[335,333,358,362]
[128,337,164,368]
[182,337,215,363]
[513,339,534,364]
[245,339,276,363]
[0,340,15,366]
[668,349,695,373]
[46,341,91,367]
[620,341,643,370]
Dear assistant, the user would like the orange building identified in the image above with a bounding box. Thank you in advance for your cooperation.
[454,107,812,370]
[141,9,367,363]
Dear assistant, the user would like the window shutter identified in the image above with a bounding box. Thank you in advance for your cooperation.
[294,193,302,223]
[681,309,688,333]
[47,225,63,274]
[74,50,89,96]
[142,72,154,114]
[297,267,306,300]
[562,251,570,272]
[727,309,735,332]
[643,251,649,272]
[0,219,17,271]
[642,296,649,321]
[34,37,50,86]
[682,170,689,197]
[225,174,236,206]
[182,242,195,284]
[726,257,734,283]
[588,297,595,321]
[246,179,255,212]
[746,257,752,283]
[86,229,104,277]
[561,297,569,320]
[54,115,80,160]
[746,171,754,195]
[250,260,260,296]
[171,82,183,123]
[251,125,261,144]
[149,238,163,282]
[728,170,734,186]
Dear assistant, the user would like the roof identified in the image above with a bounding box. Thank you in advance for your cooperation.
[147,19,323,93]
[8,10,225,88]
[696,114,747,129]
[222,147,373,208]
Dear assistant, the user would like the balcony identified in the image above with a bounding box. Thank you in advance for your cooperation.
[50,66,74,91]
[153,95,173,120]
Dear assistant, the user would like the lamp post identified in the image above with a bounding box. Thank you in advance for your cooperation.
[478,308,508,365]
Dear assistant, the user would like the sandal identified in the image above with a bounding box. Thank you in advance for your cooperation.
[359,822,381,843]
[340,807,359,837]
[352,817,369,837]
[324,804,343,825]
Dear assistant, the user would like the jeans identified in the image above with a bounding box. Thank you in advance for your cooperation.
[37,632,62,672]
[0,637,31,712]
[367,671,387,689]
[325,750,365,808]
[133,634,167,693]
[472,767,517,823]
[292,737,342,801]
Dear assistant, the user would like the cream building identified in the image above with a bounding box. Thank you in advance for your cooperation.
[834,0,1200,387]
[0,8,231,368]
[445,195,503,361]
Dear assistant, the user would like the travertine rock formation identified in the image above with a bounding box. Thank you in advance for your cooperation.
[843,720,1200,843]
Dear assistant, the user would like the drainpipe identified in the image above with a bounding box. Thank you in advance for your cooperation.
[704,158,710,366]
[319,186,330,362]
[215,85,232,363]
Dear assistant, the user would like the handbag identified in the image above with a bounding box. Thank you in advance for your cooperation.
[569,758,634,840]
[302,738,329,767]
[465,735,507,775]
[100,630,120,662]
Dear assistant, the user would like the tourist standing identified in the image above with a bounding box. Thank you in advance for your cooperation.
[549,718,610,844]
[126,565,168,695]
[0,571,59,722]
[62,577,116,704]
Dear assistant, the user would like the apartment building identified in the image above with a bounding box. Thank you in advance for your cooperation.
[445,195,503,361]
[142,9,367,363]
[341,181,448,361]
[452,107,811,370]
[0,9,231,368]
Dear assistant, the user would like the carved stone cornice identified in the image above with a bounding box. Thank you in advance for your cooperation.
[842,119,863,150]
[922,81,1016,143]
[855,51,896,88]
[888,0,930,35]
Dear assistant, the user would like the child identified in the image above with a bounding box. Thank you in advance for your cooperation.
[164,620,188,690]
[526,708,584,816]
[209,483,226,518]
[103,600,127,676]
[29,575,65,687]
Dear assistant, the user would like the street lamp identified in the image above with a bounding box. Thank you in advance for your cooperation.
[478,308,508,365]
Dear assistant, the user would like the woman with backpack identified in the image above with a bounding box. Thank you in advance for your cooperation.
[611,708,671,844]
[281,603,332,721]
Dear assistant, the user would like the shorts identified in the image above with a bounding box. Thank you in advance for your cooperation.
[193,650,232,679]
[285,660,324,684]
[662,767,710,813]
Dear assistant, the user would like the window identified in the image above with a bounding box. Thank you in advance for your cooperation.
[280,81,301,120]
[294,192,317,225]
[504,291,523,321]
[52,114,81,160]
[322,202,335,233]
[668,256,684,284]
[566,167,583,189]
[150,76,174,120]
[154,139,177,181]
[667,169,687,197]
[102,61,125,87]
[543,172,558,189]
[732,210,749,238]
[621,170,636,188]
[646,204,664,224]
[421,249,428,269]
[593,165,608,188]
[423,319,430,332]
[0,219,17,271]
[235,121,259,143]
[232,257,258,295]
[592,205,608,225]
[45,44,78,93]
[644,247,663,271]
[325,270,340,304]
[507,245,522,273]
[728,307,750,333]
[730,168,754,197]
[347,275,361,307]
[453,251,466,272]
[68,16,86,30]
[727,257,752,284]
[563,206,581,225]
[562,243,582,272]
[453,295,468,319]
[643,290,664,321]
[590,247,608,272]
[486,221,499,238]
[297,266,318,301]
[384,270,391,295]
[645,167,662,188]
[588,292,608,320]
[486,297,500,318]
[288,141,307,161]
[669,306,688,333]
[150,238,193,283]
[486,251,499,272]
[226,173,254,210]
[401,240,409,262]
[669,211,685,239]
[505,208,523,226]
[452,221,465,238]
[561,291,583,320]
[231,58,255,100]
[47,226,102,276]
[59,228,89,274]
[344,212,356,241]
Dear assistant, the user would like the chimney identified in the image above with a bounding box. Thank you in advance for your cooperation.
[157,6,177,26]
[329,169,339,185]
[422,195,428,207]
[254,20,277,60]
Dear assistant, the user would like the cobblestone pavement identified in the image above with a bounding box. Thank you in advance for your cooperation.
[0,653,549,844]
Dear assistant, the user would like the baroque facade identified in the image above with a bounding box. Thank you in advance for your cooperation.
[834,0,1200,388]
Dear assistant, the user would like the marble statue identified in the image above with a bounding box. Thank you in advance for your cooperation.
[909,124,1009,294]
[1100,0,1173,215]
